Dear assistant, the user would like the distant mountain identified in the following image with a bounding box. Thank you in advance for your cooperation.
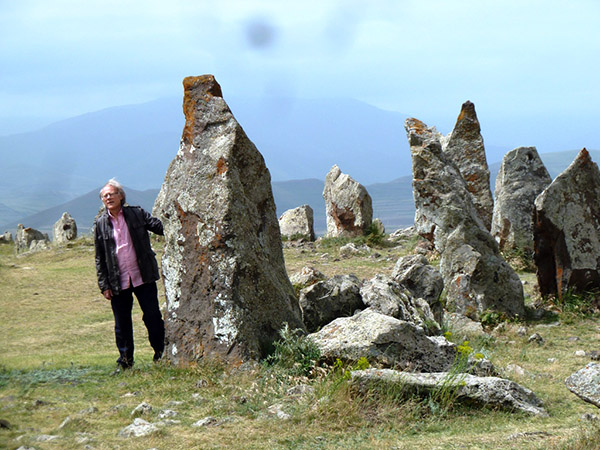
[0,95,413,222]
[1,177,416,238]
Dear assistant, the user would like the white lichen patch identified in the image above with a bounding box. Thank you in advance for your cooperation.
[212,292,238,346]
[171,344,178,356]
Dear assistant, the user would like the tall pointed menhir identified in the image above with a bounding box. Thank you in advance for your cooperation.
[153,75,305,366]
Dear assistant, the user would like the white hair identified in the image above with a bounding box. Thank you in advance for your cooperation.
[100,178,126,204]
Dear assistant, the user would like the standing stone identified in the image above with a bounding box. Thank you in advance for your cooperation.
[15,224,50,254]
[323,165,372,237]
[153,75,305,366]
[491,147,552,253]
[405,118,524,319]
[534,148,600,298]
[278,205,315,241]
[53,212,78,244]
[442,101,494,230]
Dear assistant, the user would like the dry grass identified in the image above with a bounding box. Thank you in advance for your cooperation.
[1,236,600,449]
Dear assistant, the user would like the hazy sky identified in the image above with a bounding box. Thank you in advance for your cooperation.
[2,0,599,150]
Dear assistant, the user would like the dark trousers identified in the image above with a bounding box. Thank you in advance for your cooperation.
[110,281,165,367]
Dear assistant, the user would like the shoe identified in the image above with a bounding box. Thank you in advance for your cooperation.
[153,351,163,363]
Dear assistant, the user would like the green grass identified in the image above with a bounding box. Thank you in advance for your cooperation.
[1,237,600,449]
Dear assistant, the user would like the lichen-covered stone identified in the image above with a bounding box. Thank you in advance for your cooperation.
[360,274,439,333]
[534,148,600,298]
[299,274,363,332]
[392,254,444,324]
[352,369,547,416]
[491,147,551,252]
[323,165,372,237]
[278,205,315,241]
[566,362,600,409]
[405,118,524,319]
[53,212,78,244]
[442,101,494,230]
[153,75,305,366]
[308,309,456,372]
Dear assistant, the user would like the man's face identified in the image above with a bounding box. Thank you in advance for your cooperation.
[101,185,123,213]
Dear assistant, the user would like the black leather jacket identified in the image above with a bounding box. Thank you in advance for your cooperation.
[94,205,163,295]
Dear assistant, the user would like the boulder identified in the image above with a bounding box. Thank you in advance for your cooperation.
[391,254,444,324]
[491,147,551,253]
[308,309,456,372]
[278,205,315,241]
[565,362,600,408]
[405,118,524,319]
[351,368,547,416]
[534,148,600,299]
[15,224,50,254]
[299,274,364,332]
[53,212,78,244]
[0,231,12,244]
[360,274,439,333]
[323,164,372,237]
[442,101,494,230]
[153,75,305,366]
[289,266,326,287]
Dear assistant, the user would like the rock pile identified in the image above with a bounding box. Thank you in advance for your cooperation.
[153,75,305,366]
[404,117,524,319]
[323,164,372,237]
[491,147,551,253]
[533,148,600,299]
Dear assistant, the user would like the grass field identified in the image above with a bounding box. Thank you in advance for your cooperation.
[1,236,600,449]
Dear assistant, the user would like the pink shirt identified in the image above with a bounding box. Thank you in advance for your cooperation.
[109,209,143,289]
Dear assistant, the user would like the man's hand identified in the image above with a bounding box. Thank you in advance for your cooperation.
[102,289,113,300]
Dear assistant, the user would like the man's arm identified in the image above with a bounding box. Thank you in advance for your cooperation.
[142,208,164,236]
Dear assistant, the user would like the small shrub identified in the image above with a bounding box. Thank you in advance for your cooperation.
[264,323,321,377]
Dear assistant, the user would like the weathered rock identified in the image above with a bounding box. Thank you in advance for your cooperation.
[289,266,326,287]
[534,148,600,299]
[445,313,487,340]
[339,242,370,257]
[442,101,494,230]
[299,274,364,332]
[565,363,600,408]
[323,164,372,237]
[391,254,444,324]
[0,231,12,244]
[491,147,551,253]
[118,418,159,438]
[53,212,78,244]
[308,309,456,372]
[360,274,439,333]
[351,368,547,416]
[15,224,50,254]
[278,205,315,241]
[405,118,525,319]
[153,75,305,365]
[389,226,416,241]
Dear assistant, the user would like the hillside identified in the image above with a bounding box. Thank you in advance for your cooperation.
[1,177,416,237]
[0,96,411,222]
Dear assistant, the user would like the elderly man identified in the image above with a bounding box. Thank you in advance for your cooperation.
[94,179,165,371]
